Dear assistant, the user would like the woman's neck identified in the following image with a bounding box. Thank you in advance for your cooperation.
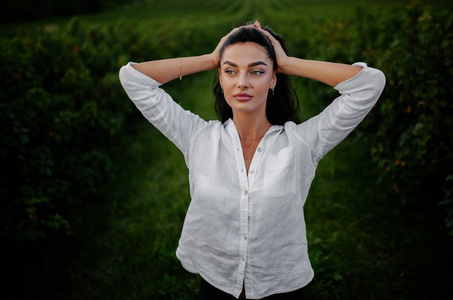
[232,113,272,140]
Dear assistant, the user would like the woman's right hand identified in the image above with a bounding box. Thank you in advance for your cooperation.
[211,27,239,68]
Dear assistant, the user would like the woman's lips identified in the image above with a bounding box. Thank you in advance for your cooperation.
[234,93,253,101]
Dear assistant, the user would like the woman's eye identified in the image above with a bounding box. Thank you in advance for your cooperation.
[225,70,236,75]
[251,70,264,75]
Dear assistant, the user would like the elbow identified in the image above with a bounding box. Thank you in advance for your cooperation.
[364,68,386,103]
[119,65,128,87]
[372,68,386,95]
[367,68,386,105]
[376,69,386,92]
[363,68,386,107]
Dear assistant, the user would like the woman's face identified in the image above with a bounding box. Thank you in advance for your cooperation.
[219,42,276,119]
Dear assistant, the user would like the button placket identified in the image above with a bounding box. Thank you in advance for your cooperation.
[229,126,250,287]
[247,142,264,188]
[229,121,278,293]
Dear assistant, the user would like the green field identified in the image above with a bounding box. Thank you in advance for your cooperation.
[2,0,452,299]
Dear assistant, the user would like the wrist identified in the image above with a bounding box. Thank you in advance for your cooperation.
[278,56,292,75]
[208,53,219,70]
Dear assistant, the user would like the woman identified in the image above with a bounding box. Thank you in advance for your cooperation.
[119,20,385,300]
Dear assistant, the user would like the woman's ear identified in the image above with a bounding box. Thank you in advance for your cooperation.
[271,71,277,89]
[218,67,223,86]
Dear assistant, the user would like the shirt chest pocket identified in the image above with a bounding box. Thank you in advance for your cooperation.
[263,147,296,199]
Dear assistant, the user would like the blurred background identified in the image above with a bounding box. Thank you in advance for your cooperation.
[1,0,452,299]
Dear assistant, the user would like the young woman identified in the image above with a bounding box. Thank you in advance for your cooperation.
[119,20,385,300]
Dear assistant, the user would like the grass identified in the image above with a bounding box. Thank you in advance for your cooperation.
[3,0,452,299]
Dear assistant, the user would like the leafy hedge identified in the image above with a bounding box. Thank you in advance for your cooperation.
[364,4,452,234]
[0,17,225,242]
[0,19,140,241]
[1,2,452,243]
[386,6,451,233]
[310,3,453,234]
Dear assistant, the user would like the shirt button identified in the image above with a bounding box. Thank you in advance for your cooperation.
[243,236,247,241]
[250,169,254,174]
[257,147,262,153]
[243,190,248,196]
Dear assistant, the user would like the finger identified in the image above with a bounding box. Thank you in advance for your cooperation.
[246,20,261,29]
[255,27,270,36]
[254,20,261,28]
[256,27,278,44]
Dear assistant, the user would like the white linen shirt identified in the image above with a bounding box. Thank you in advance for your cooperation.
[119,62,385,299]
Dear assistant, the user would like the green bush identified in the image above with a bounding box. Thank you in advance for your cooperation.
[297,2,453,234]
[0,13,228,242]
[355,3,453,232]
[0,19,138,241]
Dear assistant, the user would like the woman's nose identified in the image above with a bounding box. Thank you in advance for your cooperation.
[237,73,250,88]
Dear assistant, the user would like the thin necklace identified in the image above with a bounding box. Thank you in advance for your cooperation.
[239,133,265,147]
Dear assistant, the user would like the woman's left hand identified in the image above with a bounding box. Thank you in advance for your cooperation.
[256,27,290,74]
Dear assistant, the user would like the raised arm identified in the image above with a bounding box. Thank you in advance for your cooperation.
[278,58,363,87]
[257,28,362,87]
[131,54,216,84]
[131,28,238,84]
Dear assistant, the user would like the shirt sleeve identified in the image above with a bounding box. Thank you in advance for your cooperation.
[296,62,386,160]
[119,62,208,156]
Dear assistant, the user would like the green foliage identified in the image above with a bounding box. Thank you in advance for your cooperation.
[0,0,234,244]
[0,19,137,241]
[354,3,453,229]
[299,2,453,234]
[2,1,452,299]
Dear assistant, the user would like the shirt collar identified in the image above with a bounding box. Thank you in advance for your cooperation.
[224,118,284,138]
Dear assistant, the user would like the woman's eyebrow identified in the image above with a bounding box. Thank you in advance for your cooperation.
[248,61,268,67]
[223,61,268,67]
